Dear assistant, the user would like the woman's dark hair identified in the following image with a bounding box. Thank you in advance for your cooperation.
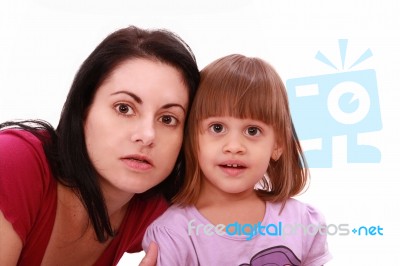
[0,26,200,242]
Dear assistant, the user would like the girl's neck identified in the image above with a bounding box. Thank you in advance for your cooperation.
[195,183,265,226]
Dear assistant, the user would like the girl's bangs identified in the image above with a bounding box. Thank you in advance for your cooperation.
[194,66,278,125]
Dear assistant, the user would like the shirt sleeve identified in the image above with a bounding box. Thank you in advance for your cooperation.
[301,203,333,266]
[0,130,51,245]
[123,195,169,254]
[142,221,198,266]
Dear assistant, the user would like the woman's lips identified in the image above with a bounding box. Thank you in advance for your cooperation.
[121,154,153,171]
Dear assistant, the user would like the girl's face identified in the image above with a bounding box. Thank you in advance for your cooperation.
[198,116,281,197]
[84,58,188,196]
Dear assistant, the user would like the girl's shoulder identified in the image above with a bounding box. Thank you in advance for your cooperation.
[143,203,207,242]
[268,198,327,225]
[142,204,196,252]
[147,204,196,228]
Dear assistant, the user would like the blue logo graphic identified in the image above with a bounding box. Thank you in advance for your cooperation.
[286,39,382,167]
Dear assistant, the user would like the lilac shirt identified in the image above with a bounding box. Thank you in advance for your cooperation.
[143,198,332,266]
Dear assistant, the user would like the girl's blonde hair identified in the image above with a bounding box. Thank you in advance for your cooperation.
[173,54,308,206]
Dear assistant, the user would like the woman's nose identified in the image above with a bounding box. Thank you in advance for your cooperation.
[130,118,155,147]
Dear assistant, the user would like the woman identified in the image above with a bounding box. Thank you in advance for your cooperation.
[0,25,199,265]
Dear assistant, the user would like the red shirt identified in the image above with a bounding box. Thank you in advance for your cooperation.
[0,129,168,265]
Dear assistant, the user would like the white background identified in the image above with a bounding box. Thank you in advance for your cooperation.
[1,0,399,265]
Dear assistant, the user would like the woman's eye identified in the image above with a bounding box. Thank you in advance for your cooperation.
[246,126,261,136]
[210,123,225,134]
[159,115,178,126]
[115,103,134,115]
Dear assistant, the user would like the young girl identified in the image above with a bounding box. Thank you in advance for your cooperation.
[143,54,332,265]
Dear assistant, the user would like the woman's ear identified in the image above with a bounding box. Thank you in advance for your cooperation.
[271,145,283,161]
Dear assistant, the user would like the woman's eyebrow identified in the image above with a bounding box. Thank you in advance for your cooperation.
[111,91,142,104]
[111,90,186,113]
[162,103,186,114]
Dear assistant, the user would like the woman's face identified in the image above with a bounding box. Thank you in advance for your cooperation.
[84,58,188,196]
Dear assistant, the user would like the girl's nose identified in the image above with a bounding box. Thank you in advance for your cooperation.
[222,133,246,154]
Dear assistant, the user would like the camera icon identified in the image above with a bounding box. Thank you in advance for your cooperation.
[286,69,382,167]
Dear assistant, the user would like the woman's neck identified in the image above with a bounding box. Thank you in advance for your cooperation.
[98,178,134,218]
[57,182,131,236]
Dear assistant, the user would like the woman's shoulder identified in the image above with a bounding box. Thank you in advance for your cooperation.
[0,129,57,247]
[0,128,51,173]
[0,128,55,205]
[0,128,43,145]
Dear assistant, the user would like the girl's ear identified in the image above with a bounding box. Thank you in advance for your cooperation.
[272,145,283,161]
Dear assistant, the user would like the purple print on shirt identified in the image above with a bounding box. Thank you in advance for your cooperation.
[239,245,301,266]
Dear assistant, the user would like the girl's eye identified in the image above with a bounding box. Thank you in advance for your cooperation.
[115,103,134,116]
[246,126,261,136]
[159,115,178,126]
[210,123,225,134]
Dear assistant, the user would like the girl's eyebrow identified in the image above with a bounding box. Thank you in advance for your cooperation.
[111,90,186,113]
